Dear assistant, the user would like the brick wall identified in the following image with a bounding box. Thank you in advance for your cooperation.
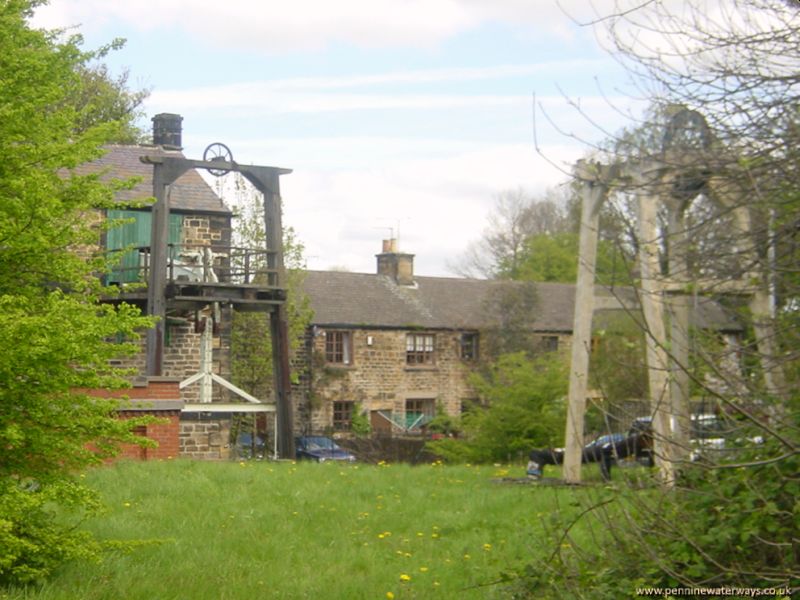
[84,378,182,461]
[116,411,181,460]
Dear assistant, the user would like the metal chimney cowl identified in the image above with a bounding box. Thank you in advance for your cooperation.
[152,113,183,150]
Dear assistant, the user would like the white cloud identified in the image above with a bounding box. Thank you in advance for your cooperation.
[32,0,604,52]
[270,139,580,276]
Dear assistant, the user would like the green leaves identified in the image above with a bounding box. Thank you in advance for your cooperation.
[0,1,154,584]
[431,353,568,463]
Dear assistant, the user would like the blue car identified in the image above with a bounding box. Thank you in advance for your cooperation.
[236,433,266,459]
[295,436,356,463]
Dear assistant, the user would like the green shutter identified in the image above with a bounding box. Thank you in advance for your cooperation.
[106,210,184,283]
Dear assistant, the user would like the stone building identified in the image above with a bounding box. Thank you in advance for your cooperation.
[294,240,743,437]
[79,114,257,460]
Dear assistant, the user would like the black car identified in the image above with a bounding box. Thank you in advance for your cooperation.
[295,436,356,463]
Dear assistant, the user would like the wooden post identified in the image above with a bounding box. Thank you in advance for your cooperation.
[637,188,675,484]
[241,168,295,460]
[666,207,691,463]
[146,159,191,376]
[563,162,611,483]
[730,206,786,399]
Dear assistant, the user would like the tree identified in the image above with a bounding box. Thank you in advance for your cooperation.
[0,1,152,583]
[428,352,568,463]
[449,187,571,279]
[71,60,150,144]
[518,1,800,595]
[226,174,312,445]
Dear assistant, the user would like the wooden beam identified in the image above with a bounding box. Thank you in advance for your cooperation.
[182,403,275,413]
[563,165,610,484]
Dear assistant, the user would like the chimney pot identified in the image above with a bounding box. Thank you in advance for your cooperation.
[376,239,414,285]
[152,113,183,150]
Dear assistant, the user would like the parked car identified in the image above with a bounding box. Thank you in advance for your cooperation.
[295,436,356,463]
[582,433,627,463]
[627,414,762,462]
[235,432,266,459]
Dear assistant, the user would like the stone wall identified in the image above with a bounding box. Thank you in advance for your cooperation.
[179,415,232,460]
[111,314,231,403]
[298,328,480,434]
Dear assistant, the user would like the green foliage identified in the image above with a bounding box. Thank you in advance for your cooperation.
[481,280,540,356]
[426,403,461,436]
[0,1,154,584]
[589,311,648,403]
[521,439,799,597]
[515,232,634,286]
[429,353,568,463]
[350,402,371,436]
[0,479,102,586]
[70,62,150,144]
[229,177,313,399]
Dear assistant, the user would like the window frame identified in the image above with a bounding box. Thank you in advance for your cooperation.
[332,401,354,431]
[325,330,353,365]
[541,335,559,353]
[459,332,479,361]
[406,333,436,366]
[405,398,435,429]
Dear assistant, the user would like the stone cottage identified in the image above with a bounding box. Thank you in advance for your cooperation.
[293,239,743,437]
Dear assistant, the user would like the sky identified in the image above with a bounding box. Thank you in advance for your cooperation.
[32,0,648,277]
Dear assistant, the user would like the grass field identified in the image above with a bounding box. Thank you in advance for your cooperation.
[1,460,605,600]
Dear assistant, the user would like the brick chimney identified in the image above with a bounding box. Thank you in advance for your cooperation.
[152,113,183,150]
[376,239,415,286]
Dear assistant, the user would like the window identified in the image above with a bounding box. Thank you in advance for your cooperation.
[541,335,559,353]
[405,398,435,429]
[460,333,479,360]
[406,333,435,365]
[325,330,352,365]
[333,401,353,431]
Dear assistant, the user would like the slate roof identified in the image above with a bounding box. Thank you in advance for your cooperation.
[301,270,742,333]
[74,145,230,214]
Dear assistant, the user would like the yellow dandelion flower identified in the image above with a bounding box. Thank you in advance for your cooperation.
[463,554,471,560]
[431,533,440,539]
[386,593,395,599]
[416,532,424,537]
[399,573,411,582]
[483,543,492,551]
[433,582,441,587]
[378,534,385,539]
[419,566,429,573]
[123,502,131,508]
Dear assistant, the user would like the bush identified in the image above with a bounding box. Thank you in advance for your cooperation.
[0,480,102,585]
[516,437,799,597]
[428,352,567,463]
